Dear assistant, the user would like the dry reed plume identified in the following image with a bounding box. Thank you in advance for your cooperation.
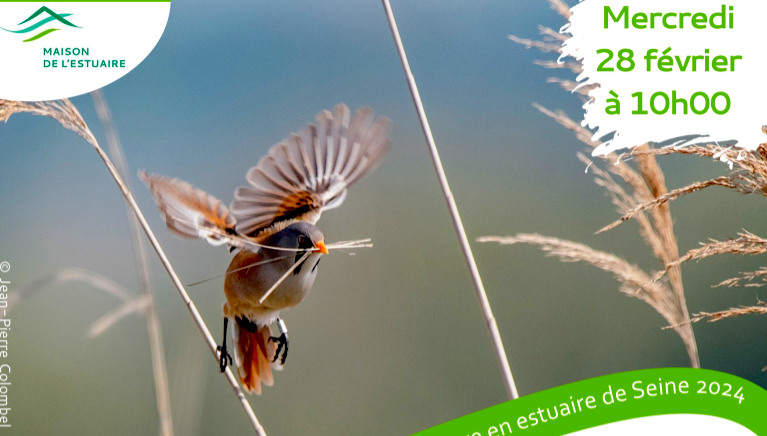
[483,0,701,367]
[484,0,767,368]
[688,301,767,325]
[476,235,688,337]
[0,98,267,435]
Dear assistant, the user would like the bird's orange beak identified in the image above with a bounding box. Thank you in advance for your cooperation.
[314,241,329,255]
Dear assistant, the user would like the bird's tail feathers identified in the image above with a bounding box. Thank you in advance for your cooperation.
[231,318,279,395]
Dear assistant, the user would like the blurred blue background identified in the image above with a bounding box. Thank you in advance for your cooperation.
[1,0,766,435]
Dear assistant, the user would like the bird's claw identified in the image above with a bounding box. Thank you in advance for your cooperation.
[268,333,289,365]
[217,344,232,372]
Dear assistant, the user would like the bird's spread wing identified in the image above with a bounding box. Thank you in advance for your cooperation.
[139,171,237,246]
[230,104,391,236]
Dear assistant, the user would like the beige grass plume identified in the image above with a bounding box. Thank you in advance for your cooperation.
[494,0,767,369]
[492,1,701,367]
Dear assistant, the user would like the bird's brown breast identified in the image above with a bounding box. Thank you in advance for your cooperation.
[224,250,317,317]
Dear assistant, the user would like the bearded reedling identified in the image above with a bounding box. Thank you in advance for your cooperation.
[140,104,390,394]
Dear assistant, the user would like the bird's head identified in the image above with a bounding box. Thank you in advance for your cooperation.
[273,221,328,254]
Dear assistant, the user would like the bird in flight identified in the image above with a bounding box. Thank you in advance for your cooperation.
[140,104,390,394]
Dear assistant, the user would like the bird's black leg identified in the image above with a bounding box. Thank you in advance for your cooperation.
[217,317,233,372]
[268,318,289,365]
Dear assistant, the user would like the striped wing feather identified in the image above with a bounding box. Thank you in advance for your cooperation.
[231,104,390,236]
[139,171,236,246]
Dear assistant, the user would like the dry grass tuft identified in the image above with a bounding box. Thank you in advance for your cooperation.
[597,177,740,234]
[653,231,767,283]
[633,144,767,195]
[545,0,571,20]
[600,142,767,234]
[545,77,592,96]
[507,35,561,53]
[477,235,687,332]
[665,299,767,328]
[715,268,767,288]
[689,301,767,324]
[0,100,97,145]
[497,0,767,369]
[499,7,701,367]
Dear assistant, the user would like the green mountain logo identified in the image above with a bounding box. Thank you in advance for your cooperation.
[1,6,81,42]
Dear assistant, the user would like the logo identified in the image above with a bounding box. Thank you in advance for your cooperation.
[1,6,80,42]
[0,0,170,100]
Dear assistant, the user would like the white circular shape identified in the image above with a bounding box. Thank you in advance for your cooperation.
[0,1,171,100]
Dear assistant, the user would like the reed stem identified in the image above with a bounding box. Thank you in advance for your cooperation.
[86,114,268,435]
[91,90,175,436]
[380,0,520,400]
[0,99,268,435]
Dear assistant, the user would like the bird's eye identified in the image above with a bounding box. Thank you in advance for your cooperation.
[297,236,308,246]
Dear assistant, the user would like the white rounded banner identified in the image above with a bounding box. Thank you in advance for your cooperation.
[561,0,767,156]
[0,1,171,101]
[566,414,756,436]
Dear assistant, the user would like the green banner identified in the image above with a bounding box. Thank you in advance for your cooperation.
[414,368,767,435]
